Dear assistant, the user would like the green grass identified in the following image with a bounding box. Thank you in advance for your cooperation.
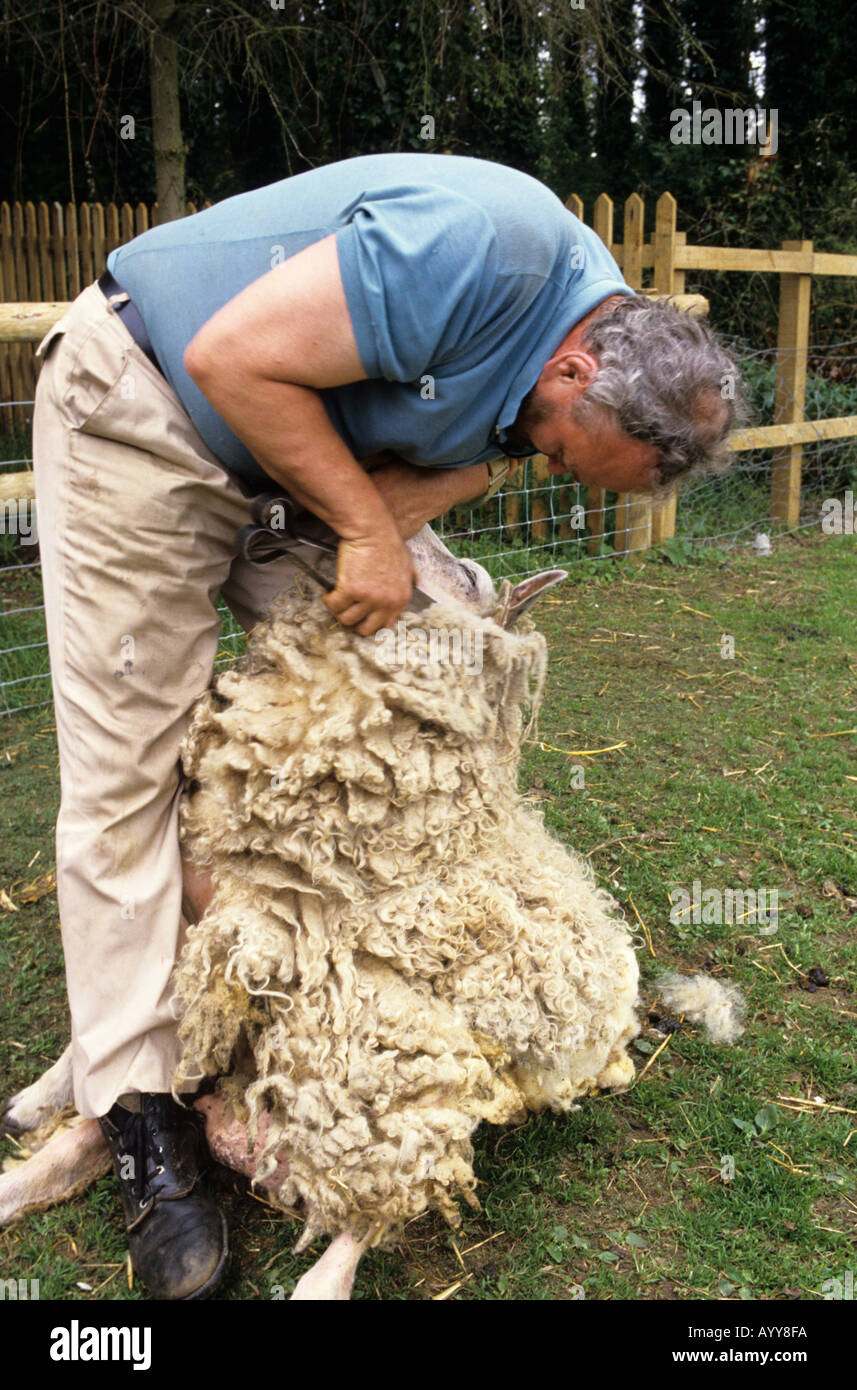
[1,530,856,1300]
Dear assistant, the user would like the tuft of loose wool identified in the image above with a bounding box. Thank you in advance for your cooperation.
[174,584,641,1249]
[658,971,745,1044]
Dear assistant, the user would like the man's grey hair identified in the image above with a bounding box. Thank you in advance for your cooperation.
[575,295,748,491]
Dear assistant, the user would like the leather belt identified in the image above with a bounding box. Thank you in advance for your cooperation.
[97,269,163,375]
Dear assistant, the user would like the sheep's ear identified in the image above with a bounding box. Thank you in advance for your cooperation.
[504,569,568,626]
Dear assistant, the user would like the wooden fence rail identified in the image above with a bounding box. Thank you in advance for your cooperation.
[2,193,857,556]
[0,199,206,433]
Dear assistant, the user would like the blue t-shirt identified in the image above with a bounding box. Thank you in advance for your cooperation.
[108,154,632,492]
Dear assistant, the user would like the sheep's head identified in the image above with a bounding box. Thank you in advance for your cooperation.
[406,524,567,628]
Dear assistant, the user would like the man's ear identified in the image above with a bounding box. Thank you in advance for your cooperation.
[546,347,599,389]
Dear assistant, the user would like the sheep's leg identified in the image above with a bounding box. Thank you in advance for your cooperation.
[184,869,371,1300]
[193,1092,291,1187]
[1,1043,74,1139]
[195,1093,368,1299]
[290,1231,372,1302]
[181,856,214,925]
[2,856,211,1141]
[0,1117,109,1226]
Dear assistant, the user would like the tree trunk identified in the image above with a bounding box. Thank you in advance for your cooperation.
[642,2,683,136]
[594,0,636,190]
[147,0,185,223]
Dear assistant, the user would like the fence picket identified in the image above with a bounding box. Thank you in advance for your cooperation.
[65,201,81,298]
[79,202,93,287]
[654,192,677,294]
[7,203,27,428]
[119,203,134,245]
[0,204,14,425]
[24,202,40,298]
[98,203,111,267]
[37,202,53,300]
[50,202,67,301]
[623,193,644,290]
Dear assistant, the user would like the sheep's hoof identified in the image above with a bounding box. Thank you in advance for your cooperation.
[0,1102,26,1141]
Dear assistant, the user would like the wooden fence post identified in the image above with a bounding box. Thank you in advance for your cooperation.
[503,473,521,539]
[614,495,653,559]
[647,192,680,549]
[584,193,616,555]
[771,239,812,527]
[673,230,687,293]
[649,491,677,546]
[530,454,552,542]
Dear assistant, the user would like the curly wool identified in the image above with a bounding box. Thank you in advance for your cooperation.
[658,972,745,1044]
[173,583,640,1250]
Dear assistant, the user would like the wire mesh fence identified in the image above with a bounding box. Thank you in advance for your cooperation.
[2,338,856,718]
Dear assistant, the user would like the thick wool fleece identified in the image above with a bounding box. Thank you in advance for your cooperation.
[658,972,745,1044]
[174,584,640,1250]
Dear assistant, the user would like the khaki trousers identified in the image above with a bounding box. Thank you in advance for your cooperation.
[33,282,304,1119]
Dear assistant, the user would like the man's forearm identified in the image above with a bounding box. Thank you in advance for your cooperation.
[183,358,402,545]
[362,454,493,539]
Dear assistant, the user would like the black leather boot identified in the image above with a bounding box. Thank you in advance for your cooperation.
[99,1093,228,1300]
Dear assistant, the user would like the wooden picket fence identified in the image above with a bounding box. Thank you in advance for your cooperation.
[0,199,207,436]
[2,191,857,558]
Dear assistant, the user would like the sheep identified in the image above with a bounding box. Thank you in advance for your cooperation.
[153,525,642,1275]
[0,524,741,1299]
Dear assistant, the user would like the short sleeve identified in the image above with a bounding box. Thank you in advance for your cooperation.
[334,186,499,382]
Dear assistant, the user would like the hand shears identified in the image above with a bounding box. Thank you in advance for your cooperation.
[235,493,434,610]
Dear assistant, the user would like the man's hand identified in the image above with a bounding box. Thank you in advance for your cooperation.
[323,531,416,635]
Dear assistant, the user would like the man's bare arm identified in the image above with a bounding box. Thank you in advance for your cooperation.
[184,235,418,635]
[360,455,500,539]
